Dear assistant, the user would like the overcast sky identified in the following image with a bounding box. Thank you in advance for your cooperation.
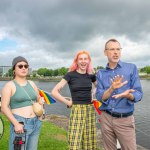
[0,0,150,70]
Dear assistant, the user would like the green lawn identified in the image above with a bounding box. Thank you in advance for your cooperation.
[0,113,102,150]
[0,114,10,149]
[0,113,68,150]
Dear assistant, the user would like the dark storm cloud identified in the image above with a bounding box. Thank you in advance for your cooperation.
[1,0,150,41]
[0,0,150,68]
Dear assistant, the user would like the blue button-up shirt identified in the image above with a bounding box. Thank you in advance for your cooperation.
[96,61,143,113]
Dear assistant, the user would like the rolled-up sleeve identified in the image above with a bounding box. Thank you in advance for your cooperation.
[96,71,109,105]
[128,64,143,104]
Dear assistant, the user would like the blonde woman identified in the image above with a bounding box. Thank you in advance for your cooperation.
[52,50,97,150]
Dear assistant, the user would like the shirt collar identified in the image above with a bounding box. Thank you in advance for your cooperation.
[106,60,122,70]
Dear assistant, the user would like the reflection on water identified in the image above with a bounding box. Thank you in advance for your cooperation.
[134,80,150,149]
[0,80,150,149]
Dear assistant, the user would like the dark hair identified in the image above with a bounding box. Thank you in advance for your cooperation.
[105,39,120,50]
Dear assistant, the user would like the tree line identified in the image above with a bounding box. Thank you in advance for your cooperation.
[3,66,150,77]
[140,66,150,74]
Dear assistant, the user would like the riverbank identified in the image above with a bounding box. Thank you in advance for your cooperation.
[44,114,148,150]
[139,75,150,80]
[44,114,104,149]
[0,110,148,150]
[0,113,148,149]
[0,75,150,82]
[0,76,61,82]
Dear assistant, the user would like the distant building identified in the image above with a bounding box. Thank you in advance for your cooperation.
[28,68,32,75]
[0,66,11,77]
[0,66,32,76]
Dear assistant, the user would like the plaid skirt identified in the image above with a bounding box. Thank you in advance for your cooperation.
[68,104,97,150]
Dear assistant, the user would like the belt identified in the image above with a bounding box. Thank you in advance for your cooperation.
[104,110,133,118]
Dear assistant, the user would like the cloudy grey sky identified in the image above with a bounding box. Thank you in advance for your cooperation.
[0,0,150,70]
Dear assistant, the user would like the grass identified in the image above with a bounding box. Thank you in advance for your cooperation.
[38,121,68,150]
[0,113,68,150]
[0,113,102,150]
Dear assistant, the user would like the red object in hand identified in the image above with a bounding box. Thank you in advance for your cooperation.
[18,140,23,145]
[93,100,102,115]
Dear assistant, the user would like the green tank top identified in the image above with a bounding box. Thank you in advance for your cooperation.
[10,81,37,109]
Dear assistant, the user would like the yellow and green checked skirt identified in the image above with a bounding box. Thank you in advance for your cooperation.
[68,104,97,150]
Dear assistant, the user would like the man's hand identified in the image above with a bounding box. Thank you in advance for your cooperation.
[112,89,135,100]
[111,75,128,90]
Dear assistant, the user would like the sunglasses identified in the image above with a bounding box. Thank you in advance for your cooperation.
[17,64,29,69]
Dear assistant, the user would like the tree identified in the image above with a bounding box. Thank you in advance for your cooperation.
[53,69,59,76]
[146,67,150,74]
[58,67,68,76]
[37,68,51,77]
[8,68,13,77]
[97,66,104,70]
[32,73,36,77]
[48,69,53,77]
[140,66,150,74]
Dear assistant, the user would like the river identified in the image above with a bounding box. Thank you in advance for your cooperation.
[0,80,150,149]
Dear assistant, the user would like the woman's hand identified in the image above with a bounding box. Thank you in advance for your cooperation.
[65,97,72,108]
[38,96,44,105]
[91,99,97,103]
[14,122,24,134]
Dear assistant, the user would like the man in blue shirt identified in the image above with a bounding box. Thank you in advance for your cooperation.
[96,39,143,150]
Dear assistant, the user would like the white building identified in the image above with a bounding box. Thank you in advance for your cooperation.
[0,66,12,77]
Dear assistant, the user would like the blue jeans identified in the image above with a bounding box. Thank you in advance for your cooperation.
[9,114,42,150]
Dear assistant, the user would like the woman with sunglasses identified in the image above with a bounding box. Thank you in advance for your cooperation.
[1,56,43,150]
[51,50,97,150]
